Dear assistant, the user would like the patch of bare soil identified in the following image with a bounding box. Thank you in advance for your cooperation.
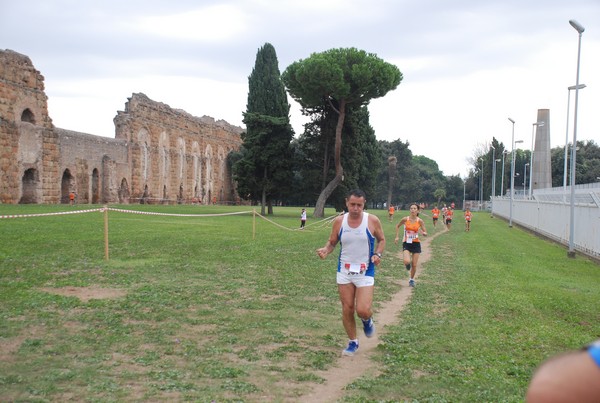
[39,286,127,302]
[300,228,445,402]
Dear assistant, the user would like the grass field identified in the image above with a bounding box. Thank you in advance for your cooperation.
[0,204,598,402]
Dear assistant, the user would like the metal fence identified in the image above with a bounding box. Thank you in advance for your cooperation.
[491,183,600,259]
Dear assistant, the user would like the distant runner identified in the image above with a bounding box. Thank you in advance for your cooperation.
[464,208,472,232]
[395,203,428,287]
[445,207,454,230]
[431,206,440,227]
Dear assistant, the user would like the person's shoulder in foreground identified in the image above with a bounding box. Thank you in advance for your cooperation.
[526,339,600,403]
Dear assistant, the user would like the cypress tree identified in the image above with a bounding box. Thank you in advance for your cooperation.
[233,43,294,214]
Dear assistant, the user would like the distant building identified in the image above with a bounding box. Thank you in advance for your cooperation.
[0,49,243,205]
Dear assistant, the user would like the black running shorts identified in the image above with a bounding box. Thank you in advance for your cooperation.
[402,241,422,254]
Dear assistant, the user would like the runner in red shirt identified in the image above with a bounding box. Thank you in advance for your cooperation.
[394,203,428,287]
[445,207,454,230]
[431,206,440,227]
[464,208,472,232]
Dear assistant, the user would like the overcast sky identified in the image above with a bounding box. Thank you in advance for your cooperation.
[2,0,599,177]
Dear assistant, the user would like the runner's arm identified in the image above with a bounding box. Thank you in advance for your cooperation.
[316,216,342,259]
[420,218,428,236]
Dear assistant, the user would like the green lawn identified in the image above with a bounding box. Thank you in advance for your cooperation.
[0,204,598,402]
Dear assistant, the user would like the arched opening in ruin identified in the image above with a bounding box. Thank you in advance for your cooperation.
[61,169,74,204]
[162,185,168,203]
[19,168,39,204]
[20,108,35,124]
[178,183,184,204]
[118,178,130,204]
[91,168,100,204]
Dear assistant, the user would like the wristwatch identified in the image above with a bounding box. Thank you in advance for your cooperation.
[374,252,382,258]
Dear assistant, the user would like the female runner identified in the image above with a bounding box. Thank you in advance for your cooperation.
[394,203,428,287]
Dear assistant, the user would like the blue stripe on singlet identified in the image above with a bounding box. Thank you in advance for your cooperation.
[589,344,600,368]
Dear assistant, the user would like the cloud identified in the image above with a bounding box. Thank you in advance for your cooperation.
[2,0,599,177]
[132,5,249,42]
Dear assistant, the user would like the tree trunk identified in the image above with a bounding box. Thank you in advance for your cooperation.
[314,175,343,217]
[387,156,397,208]
[313,99,346,218]
[321,138,330,189]
[261,166,267,215]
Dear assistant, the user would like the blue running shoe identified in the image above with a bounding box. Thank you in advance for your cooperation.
[342,340,359,356]
[405,263,411,271]
[409,279,415,287]
[362,318,375,338]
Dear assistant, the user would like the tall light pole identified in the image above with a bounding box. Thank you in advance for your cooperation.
[462,177,466,210]
[490,145,496,199]
[479,157,484,211]
[563,84,586,199]
[508,118,516,227]
[524,163,529,197]
[529,121,544,199]
[492,157,500,216]
[568,19,584,258]
[501,150,508,197]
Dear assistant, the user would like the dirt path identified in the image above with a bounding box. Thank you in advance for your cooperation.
[301,227,445,402]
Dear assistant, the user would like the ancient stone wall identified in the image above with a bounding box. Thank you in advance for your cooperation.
[0,49,243,205]
[56,129,128,204]
[0,50,58,203]
[114,93,243,204]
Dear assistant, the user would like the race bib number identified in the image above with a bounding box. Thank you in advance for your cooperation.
[344,262,366,273]
[405,230,418,244]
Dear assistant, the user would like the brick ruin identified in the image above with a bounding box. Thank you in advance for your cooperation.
[0,49,243,205]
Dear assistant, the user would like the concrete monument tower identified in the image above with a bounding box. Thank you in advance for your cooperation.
[532,109,552,192]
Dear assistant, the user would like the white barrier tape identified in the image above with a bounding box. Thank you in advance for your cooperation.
[0,208,104,219]
[254,211,297,231]
[305,213,342,228]
[106,208,252,217]
[254,211,341,231]
[0,208,334,228]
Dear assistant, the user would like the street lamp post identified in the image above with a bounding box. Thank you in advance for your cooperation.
[462,177,466,210]
[501,150,508,197]
[524,163,529,197]
[512,140,524,212]
[490,145,496,198]
[492,157,500,216]
[529,122,544,199]
[508,118,516,227]
[563,84,586,200]
[568,19,584,258]
[479,157,484,211]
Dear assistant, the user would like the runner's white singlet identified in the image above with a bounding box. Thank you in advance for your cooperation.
[337,212,376,277]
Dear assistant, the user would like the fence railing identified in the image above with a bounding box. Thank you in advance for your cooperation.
[491,183,600,259]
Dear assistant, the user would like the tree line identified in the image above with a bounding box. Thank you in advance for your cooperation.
[229,43,598,216]
[466,137,600,203]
